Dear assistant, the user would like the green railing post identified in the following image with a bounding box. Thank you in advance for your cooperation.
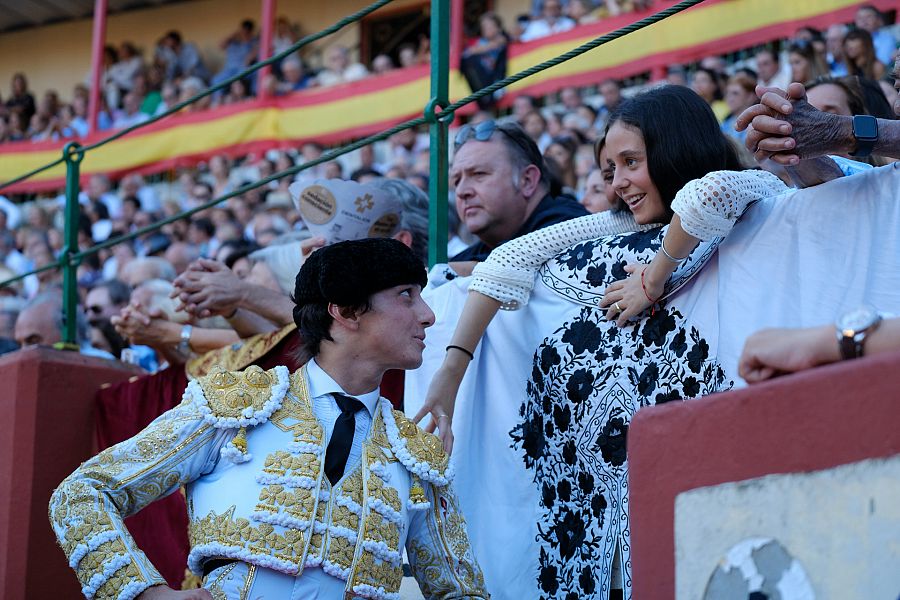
[60,142,85,350]
[426,0,451,267]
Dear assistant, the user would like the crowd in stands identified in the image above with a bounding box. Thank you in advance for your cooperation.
[0,3,897,375]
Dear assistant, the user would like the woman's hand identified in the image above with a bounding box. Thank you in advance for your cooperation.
[413,357,467,454]
[599,264,663,327]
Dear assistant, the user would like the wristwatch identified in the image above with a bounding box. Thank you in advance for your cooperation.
[835,306,881,360]
[849,115,878,158]
[177,324,193,354]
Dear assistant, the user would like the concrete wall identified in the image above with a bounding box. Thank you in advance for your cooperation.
[0,346,140,600]
[629,349,900,598]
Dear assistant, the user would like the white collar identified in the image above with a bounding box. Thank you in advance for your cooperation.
[305,358,379,417]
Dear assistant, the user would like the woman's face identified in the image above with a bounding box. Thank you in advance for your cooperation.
[844,39,864,62]
[606,122,665,225]
[789,52,809,82]
[480,16,500,39]
[523,112,545,139]
[545,142,572,170]
[691,71,716,102]
[725,83,755,113]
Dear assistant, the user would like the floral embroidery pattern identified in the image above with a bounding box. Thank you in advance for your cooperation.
[511,228,732,599]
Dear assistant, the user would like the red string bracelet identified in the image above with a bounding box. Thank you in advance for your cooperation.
[640,267,660,316]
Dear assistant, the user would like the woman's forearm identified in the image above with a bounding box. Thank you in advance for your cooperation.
[449,292,502,354]
[644,214,699,291]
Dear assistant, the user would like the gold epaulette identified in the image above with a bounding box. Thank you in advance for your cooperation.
[387,409,453,487]
[190,365,291,429]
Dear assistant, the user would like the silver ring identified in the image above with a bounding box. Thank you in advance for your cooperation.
[614,301,622,312]
[437,413,449,419]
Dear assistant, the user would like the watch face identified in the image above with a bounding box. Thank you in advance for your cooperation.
[837,306,879,332]
[853,115,878,141]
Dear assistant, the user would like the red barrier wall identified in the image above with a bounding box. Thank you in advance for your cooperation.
[0,346,140,600]
[629,350,900,598]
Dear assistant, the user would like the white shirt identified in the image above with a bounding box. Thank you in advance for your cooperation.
[304,358,379,481]
[520,17,575,42]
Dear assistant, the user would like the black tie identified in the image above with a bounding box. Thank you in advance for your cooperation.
[324,393,365,485]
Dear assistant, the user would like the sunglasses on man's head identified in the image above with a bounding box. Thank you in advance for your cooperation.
[454,120,539,165]
[454,120,502,148]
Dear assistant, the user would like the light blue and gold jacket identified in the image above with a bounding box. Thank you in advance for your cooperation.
[49,365,487,600]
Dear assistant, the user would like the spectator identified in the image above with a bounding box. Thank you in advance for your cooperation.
[371,54,396,75]
[855,4,898,67]
[448,120,587,264]
[14,290,113,358]
[6,73,36,125]
[788,41,830,83]
[595,78,623,129]
[806,76,866,119]
[156,30,210,82]
[397,43,421,69]
[544,135,579,194]
[521,110,553,153]
[316,45,369,87]
[272,16,298,59]
[460,12,509,109]
[221,78,252,105]
[121,256,177,287]
[520,0,576,42]
[566,0,599,24]
[580,137,620,213]
[755,48,790,90]
[511,94,539,124]
[843,29,886,81]
[666,65,688,87]
[692,66,729,123]
[825,24,849,76]
[178,76,211,112]
[107,42,144,109]
[721,70,758,144]
[137,67,165,115]
[276,56,312,94]
[112,92,150,129]
[212,20,259,91]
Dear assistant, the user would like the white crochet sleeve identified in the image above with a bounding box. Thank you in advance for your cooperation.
[470,209,652,310]
[671,169,789,241]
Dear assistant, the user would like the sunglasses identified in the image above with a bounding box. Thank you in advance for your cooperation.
[454,120,539,165]
[86,305,105,315]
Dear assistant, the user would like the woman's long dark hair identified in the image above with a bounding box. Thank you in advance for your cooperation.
[606,85,743,210]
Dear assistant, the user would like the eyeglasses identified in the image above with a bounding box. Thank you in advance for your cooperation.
[454,120,540,166]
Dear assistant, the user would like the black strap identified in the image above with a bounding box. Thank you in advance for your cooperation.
[324,393,364,485]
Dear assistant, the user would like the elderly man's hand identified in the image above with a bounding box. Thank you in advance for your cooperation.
[173,259,246,319]
[736,83,854,165]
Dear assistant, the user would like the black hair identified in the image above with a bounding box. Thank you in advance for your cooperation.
[694,67,724,100]
[122,195,142,211]
[90,278,132,306]
[191,217,215,237]
[222,240,261,269]
[350,166,384,181]
[606,85,743,213]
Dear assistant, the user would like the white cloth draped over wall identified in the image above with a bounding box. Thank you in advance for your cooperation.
[405,163,900,600]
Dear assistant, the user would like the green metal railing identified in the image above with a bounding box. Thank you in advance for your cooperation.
[0,0,706,346]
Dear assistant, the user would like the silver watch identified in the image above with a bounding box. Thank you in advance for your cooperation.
[835,306,881,360]
[177,324,193,354]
